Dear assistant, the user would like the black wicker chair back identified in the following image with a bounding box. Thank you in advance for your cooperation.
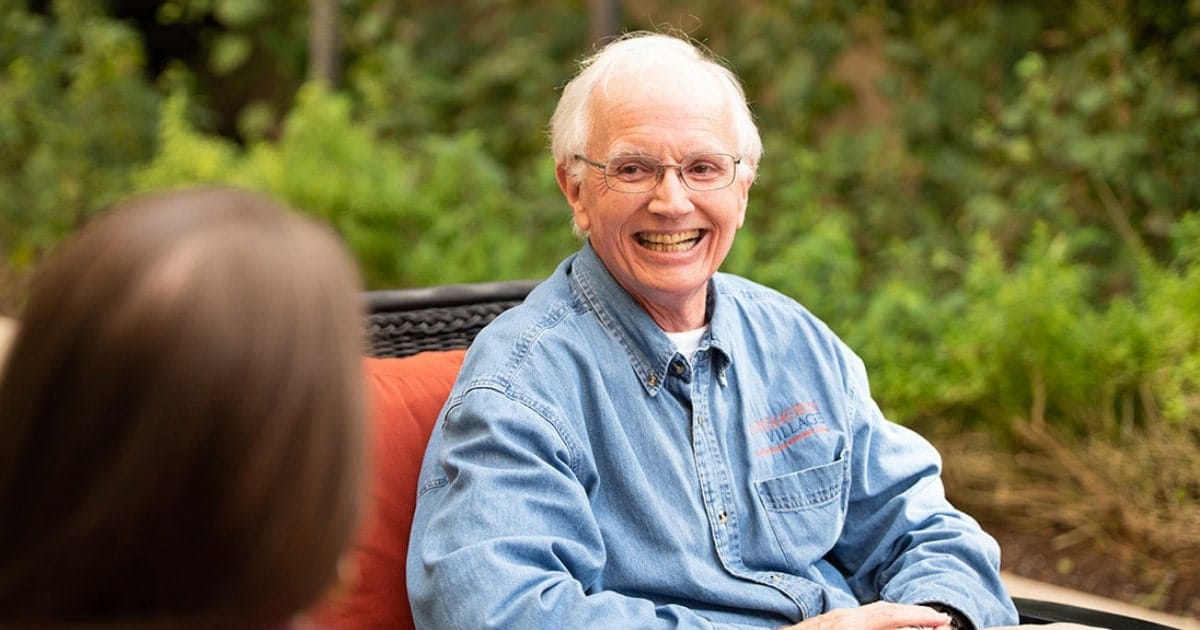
[362,280,539,358]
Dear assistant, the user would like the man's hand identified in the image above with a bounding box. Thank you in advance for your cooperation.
[780,601,954,630]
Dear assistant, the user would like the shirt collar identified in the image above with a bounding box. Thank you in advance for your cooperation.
[570,241,733,396]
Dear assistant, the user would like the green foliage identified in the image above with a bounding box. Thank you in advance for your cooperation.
[133,85,574,289]
[947,228,1110,433]
[887,2,1200,281]
[1136,223,1200,425]
[0,0,159,266]
[339,0,585,176]
[724,146,864,329]
[843,222,1200,443]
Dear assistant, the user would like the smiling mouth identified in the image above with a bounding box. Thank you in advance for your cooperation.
[637,229,704,252]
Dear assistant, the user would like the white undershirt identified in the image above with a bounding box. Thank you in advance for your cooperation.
[664,326,708,364]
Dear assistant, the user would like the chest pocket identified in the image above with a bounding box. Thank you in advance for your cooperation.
[753,448,849,572]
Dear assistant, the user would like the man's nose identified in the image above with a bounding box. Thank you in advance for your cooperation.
[648,165,694,216]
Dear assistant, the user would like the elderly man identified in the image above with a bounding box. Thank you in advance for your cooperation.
[407,32,1019,629]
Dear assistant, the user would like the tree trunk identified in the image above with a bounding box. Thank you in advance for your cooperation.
[587,0,621,48]
[309,0,339,86]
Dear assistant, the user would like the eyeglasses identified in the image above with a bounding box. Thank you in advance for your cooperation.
[574,153,741,193]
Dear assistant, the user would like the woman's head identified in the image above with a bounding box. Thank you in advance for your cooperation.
[0,187,366,628]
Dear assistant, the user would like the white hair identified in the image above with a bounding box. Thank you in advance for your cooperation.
[549,31,763,186]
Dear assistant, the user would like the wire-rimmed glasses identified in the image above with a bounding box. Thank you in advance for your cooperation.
[574,153,741,193]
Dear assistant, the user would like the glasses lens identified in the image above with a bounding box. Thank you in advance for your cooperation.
[681,154,736,191]
[604,157,660,193]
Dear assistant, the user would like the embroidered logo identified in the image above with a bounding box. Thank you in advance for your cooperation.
[750,401,828,456]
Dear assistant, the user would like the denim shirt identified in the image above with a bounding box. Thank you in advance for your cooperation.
[408,243,1018,629]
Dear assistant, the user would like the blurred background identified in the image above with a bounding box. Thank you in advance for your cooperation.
[1,0,1197,618]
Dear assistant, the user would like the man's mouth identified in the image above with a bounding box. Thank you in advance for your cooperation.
[636,229,704,252]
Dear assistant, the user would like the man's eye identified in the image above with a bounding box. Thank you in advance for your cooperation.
[610,161,654,178]
[686,161,722,178]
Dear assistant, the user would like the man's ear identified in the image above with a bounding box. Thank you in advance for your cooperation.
[735,168,753,229]
[556,162,581,204]
[556,162,590,234]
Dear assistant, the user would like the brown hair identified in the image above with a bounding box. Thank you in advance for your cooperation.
[0,187,366,628]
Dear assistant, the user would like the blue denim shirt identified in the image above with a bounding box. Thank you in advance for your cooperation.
[408,243,1018,629]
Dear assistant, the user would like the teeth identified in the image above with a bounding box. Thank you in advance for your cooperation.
[638,230,702,252]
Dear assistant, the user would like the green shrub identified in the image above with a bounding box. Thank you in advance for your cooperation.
[0,1,159,267]
[133,85,574,289]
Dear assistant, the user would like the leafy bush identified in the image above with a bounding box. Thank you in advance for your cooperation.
[132,85,574,289]
[0,1,159,267]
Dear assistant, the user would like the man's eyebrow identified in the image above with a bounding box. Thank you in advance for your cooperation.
[605,149,656,159]
[606,148,730,160]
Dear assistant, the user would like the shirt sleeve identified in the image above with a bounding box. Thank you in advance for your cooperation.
[406,387,762,630]
[828,347,1019,629]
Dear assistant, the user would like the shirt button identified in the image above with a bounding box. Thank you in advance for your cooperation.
[672,362,685,375]
[770,574,782,581]
[717,511,728,524]
[647,373,659,387]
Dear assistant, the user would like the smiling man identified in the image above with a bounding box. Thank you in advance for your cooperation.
[407,32,1019,630]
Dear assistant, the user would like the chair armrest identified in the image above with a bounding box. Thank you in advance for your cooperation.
[1015,596,1180,628]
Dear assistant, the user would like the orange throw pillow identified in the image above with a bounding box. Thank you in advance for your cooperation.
[313,350,466,630]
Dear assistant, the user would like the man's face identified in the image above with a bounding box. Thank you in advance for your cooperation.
[557,71,753,331]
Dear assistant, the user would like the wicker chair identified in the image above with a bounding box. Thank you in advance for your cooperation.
[360,280,1177,630]
[363,279,539,358]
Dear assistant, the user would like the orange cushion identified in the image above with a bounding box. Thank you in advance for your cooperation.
[313,350,466,630]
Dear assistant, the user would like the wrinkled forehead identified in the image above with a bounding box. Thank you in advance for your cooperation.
[598,57,732,107]
[588,63,737,147]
